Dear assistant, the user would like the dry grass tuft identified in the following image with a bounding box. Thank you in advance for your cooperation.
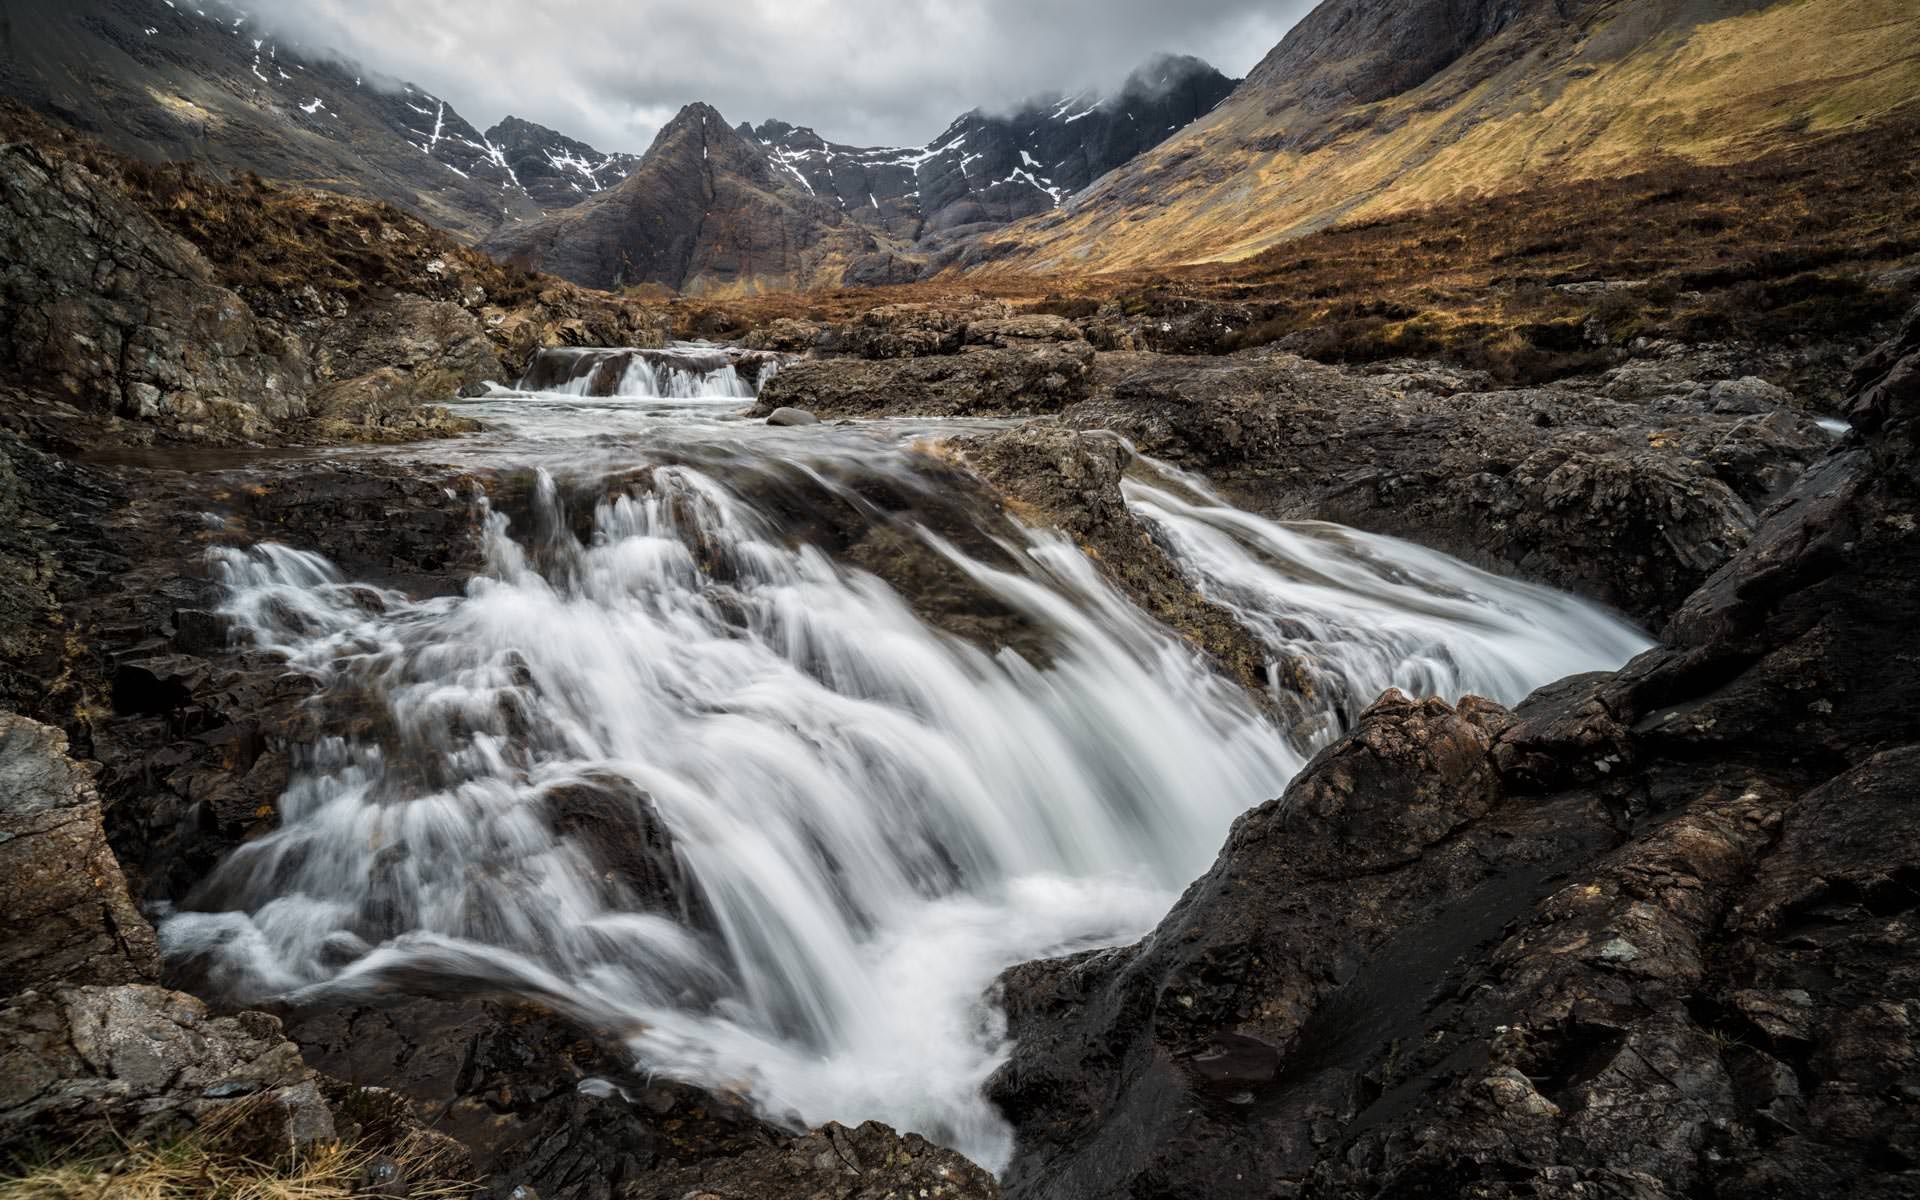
[0,1102,472,1200]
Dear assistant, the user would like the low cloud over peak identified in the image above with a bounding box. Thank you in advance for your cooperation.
[243,0,1314,154]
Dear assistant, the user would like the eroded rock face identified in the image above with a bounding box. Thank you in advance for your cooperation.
[0,986,333,1148]
[988,306,1920,1198]
[0,140,312,440]
[0,715,162,997]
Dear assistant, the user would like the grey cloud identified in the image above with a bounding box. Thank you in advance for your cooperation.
[244,0,1316,154]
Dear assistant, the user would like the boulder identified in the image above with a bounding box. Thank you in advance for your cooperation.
[0,985,333,1150]
[0,714,161,996]
[1709,375,1792,414]
[753,344,1095,420]
[765,406,821,426]
[743,318,825,353]
[623,1119,999,1200]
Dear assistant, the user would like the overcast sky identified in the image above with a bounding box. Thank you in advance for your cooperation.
[245,0,1315,154]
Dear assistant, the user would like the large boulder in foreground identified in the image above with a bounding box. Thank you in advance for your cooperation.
[989,308,1920,1198]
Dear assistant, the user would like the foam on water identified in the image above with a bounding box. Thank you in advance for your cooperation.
[160,357,1653,1169]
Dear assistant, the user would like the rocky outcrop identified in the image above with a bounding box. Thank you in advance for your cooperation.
[0,715,161,997]
[1,137,313,441]
[754,343,1096,419]
[0,986,336,1148]
[955,423,1281,705]
[1063,351,1828,627]
[624,1119,999,1200]
[986,306,1920,1197]
[0,103,666,445]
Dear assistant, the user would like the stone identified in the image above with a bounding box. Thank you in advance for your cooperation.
[0,714,161,996]
[753,344,1095,420]
[0,985,331,1149]
[622,1120,999,1200]
[1709,375,1792,414]
[765,406,821,426]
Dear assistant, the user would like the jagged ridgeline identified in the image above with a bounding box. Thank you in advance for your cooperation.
[481,56,1235,294]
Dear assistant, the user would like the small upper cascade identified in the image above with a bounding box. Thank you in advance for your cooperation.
[515,343,779,399]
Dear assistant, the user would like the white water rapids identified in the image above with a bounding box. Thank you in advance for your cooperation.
[160,345,1651,1169]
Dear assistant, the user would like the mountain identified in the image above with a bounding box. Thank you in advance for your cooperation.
[483,103,914,296]
[0,0,634,240]
[742,54,1236,248]
[960,0,1920,275]
[490,55,1234,294]
[482,114,638,208]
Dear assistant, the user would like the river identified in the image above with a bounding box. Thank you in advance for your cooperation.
[157,344,1651,1169]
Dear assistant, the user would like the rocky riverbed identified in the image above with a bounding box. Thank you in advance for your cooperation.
[3,103,1917,1200]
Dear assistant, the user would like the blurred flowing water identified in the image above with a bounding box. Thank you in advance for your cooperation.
[161,345,1651,1169]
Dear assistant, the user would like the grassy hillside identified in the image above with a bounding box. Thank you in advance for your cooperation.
[961,0,1920,275]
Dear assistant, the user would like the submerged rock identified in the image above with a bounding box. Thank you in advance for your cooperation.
[765,406,821,426]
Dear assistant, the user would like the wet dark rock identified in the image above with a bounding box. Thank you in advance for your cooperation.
[541,775,707,928]
[0,714,161,997]
[1064,351,1826,627]
[622,1119,1000,1200]
[989,307,1920,1198]
[955,422,1281,705]
[754,344,1095,420]
[287,1000,780,1200]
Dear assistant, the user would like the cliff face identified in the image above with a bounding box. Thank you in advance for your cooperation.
[959,0,1920,275]
[0,102,664,445]
[484,103,914,296]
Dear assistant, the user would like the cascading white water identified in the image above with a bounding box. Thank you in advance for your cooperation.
[160,362,1653,1171]
[516,344,760,400]
[1124,459,1652,742]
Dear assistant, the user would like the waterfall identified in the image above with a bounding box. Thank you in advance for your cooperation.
[514,343,764,400]
[159,358,1653,1171]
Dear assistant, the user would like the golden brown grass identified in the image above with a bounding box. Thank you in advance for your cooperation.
[678,112,1920,386]
[0,1103,472,1200]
